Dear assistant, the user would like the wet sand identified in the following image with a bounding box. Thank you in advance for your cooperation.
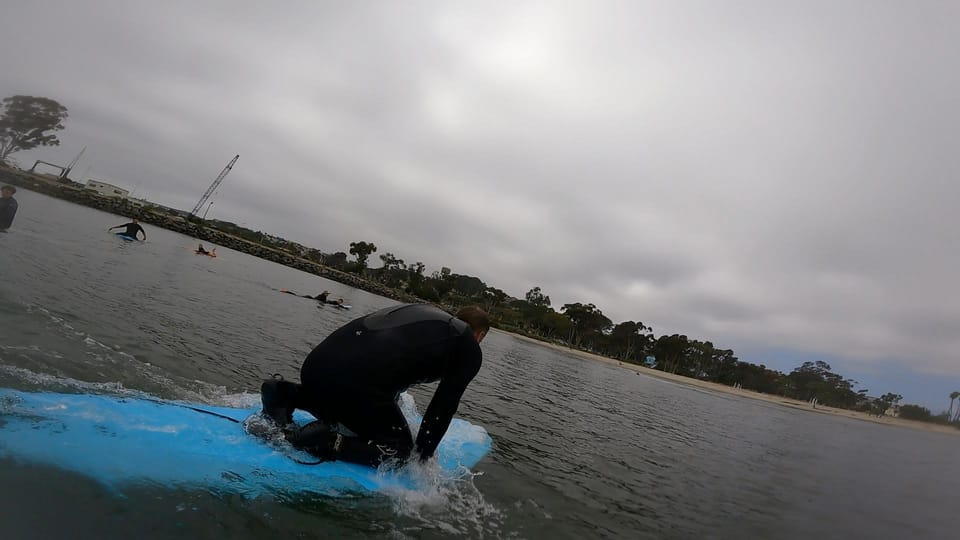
[504,331,959,436]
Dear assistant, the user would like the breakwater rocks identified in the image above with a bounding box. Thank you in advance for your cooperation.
[0,168,421,304]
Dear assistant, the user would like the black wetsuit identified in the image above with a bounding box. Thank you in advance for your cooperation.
[118,222,144,238]
[298,303,482,464]
[0,196,17,230]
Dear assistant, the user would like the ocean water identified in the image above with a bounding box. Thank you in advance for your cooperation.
[1,190,957,539]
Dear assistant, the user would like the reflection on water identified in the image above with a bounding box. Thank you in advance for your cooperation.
[1,190,958,539]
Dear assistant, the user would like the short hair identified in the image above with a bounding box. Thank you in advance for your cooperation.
[1,185,15,194]
[456,305,490,333]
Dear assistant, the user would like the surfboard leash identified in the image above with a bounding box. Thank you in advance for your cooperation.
[138,396,329,466]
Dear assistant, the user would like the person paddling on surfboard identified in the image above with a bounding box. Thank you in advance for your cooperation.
[260,304,489,467]
[280,289,330,302]
[108,218,146,241]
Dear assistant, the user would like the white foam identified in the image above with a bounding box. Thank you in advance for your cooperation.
[381,459,503,536]
[216,391,261,409]
[0,364,133,395]
[376,393,503,534]
[129,423,185,434]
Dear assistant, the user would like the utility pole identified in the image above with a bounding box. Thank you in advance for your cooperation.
[191,155,238,217]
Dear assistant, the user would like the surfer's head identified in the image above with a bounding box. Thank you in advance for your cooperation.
[0,185,14,197]
[456,306,490,344]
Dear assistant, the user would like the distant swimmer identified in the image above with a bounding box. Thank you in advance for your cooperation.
[0,185,18,231]
[108,218,146,241]
[259,304,489,467]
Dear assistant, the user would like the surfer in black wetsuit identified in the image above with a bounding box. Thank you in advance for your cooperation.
[280,289,331,301]
[0,185,18,231]
[260,303,489,467]
[108,218,146,240]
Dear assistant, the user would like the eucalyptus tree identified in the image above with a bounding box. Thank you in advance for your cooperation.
[560,302,612,348]
[0,95,68,162]
[348,241,377,273]
[606,321,653,363]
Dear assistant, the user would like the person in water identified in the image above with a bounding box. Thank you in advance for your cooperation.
[260,303,489,467]
[196,243,209,254]
[0,185,18,231]
[109,218,146,240]
[281,289,330,301]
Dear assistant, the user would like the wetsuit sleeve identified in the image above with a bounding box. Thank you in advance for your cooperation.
[414,335,482,460]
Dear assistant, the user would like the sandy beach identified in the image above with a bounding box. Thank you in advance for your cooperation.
[503,331,959,436]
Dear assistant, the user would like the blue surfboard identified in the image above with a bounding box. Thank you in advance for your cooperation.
[0,389,491,497]
[115,233,137,241]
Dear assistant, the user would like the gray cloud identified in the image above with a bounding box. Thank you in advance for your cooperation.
[3,0,959,396]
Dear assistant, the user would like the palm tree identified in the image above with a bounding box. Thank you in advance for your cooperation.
[950,392,960,423]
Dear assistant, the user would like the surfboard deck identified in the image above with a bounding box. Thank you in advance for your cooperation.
[0,389,491,497]
[115,233,136,241]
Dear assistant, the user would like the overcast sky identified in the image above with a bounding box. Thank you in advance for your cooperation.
[3,1,958,410]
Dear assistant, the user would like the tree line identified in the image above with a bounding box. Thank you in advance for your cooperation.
[313,239,958,427]
[204,226,958,428]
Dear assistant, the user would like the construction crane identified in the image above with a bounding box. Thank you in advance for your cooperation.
[190,154,238,217]
[64,146,86,177]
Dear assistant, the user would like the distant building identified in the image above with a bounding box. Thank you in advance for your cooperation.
[85,180,129,199]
